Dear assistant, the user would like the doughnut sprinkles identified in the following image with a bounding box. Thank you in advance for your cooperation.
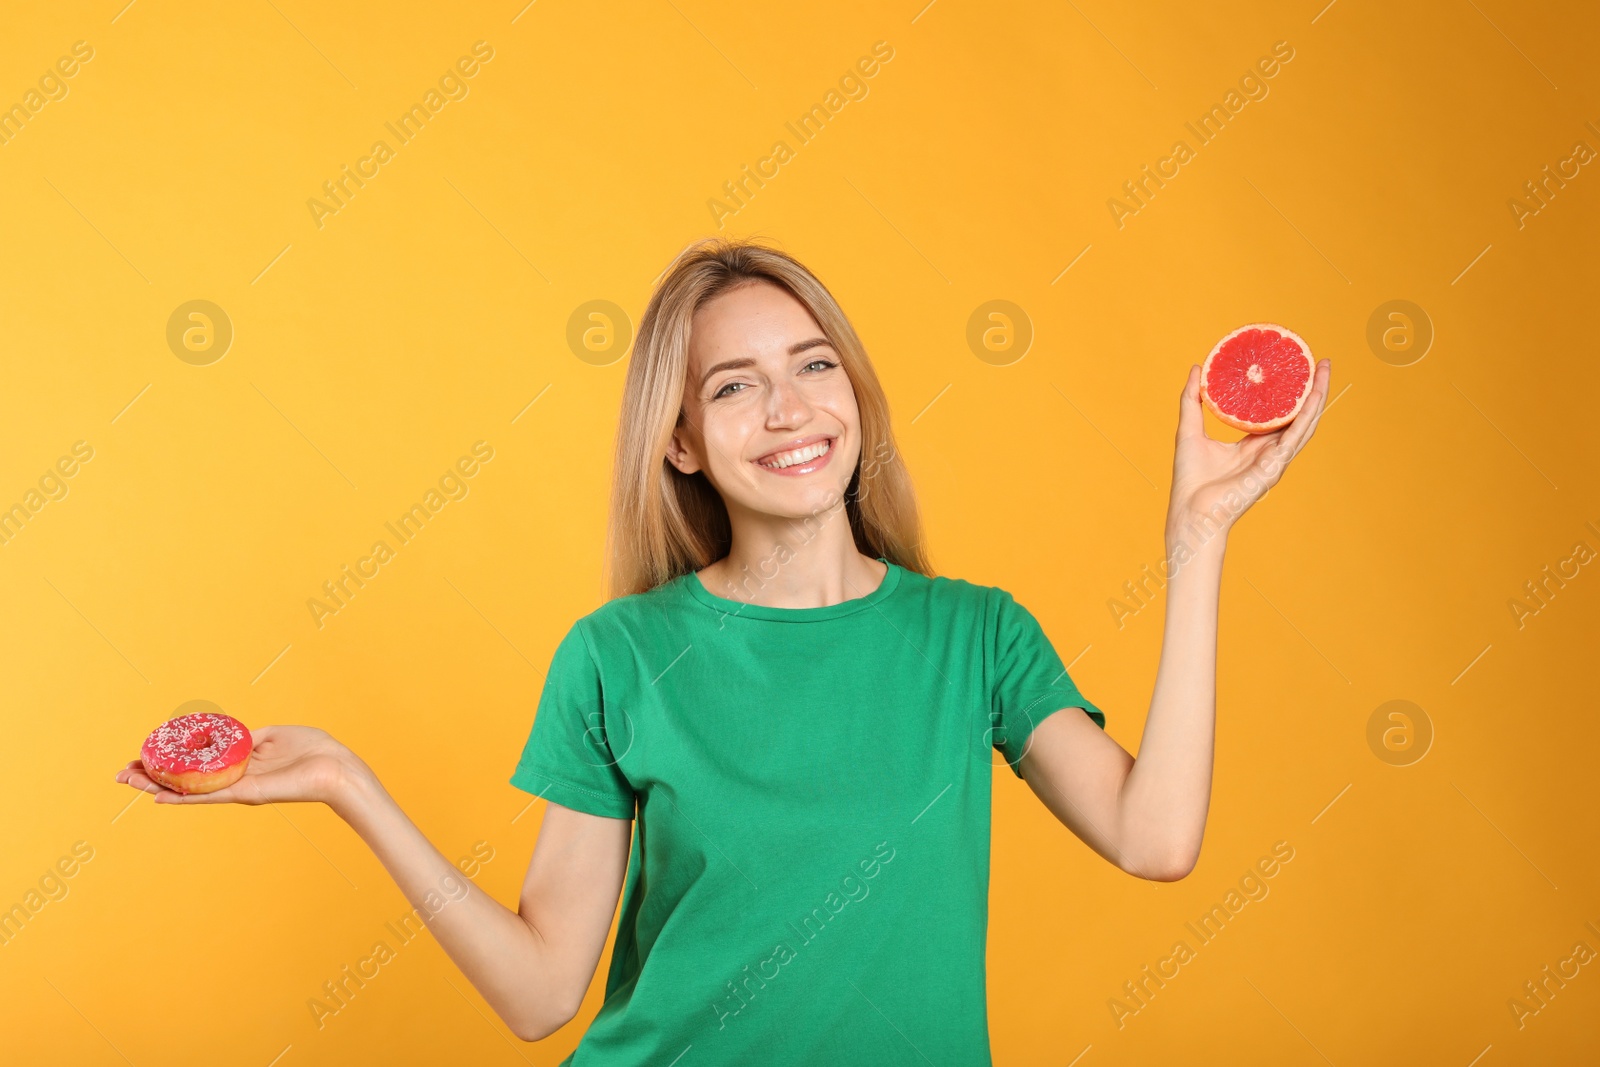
[140,711,253,794]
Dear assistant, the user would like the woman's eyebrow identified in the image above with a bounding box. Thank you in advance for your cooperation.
[697,338,836,390]
[788,337,834,355]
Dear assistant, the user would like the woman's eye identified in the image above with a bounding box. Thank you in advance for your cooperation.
[712,360,833,399]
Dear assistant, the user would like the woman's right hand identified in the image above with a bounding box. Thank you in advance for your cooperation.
[114,724,366,808]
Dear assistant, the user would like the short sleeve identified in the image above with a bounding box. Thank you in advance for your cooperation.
[989,588,1105,778]
[509,620,637,819]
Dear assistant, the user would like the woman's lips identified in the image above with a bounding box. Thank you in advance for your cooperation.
[753,436,835,477]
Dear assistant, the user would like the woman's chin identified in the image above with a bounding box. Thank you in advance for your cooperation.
[740,482,854,523]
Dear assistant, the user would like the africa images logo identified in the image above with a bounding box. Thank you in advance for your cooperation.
[708,840,896,1031]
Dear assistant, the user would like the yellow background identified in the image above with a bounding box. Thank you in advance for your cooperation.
[3,0,1597,1063]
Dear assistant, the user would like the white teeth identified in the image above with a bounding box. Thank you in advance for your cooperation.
[759,439,830,469]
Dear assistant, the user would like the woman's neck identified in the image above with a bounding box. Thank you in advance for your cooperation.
[697,510,886,609]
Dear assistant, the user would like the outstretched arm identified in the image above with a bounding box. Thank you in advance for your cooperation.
[1018,359,1331,881]
[115,727,631,1041]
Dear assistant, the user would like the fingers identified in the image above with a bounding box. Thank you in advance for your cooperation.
[1255,359,1328,465]
[155,787,237,805]
[153,772,272,805]
[117,768,173,796]
[114,761,233,803]
[1278,359,1331,457]
[1176,364,1205,442]
[116,760,167,792]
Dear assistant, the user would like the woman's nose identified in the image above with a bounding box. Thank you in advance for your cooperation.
[765,377,811,426]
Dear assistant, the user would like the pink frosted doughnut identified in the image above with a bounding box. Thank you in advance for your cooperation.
[140,712,253,795]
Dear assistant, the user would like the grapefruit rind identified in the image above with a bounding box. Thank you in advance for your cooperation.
[1199,322,1315,434]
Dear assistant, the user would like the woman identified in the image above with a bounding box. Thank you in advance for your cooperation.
[116,236,1329,1063]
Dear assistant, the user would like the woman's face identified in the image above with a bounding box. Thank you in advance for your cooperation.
[668,279,860,524]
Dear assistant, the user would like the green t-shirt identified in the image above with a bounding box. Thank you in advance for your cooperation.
[510,557,1104,1065]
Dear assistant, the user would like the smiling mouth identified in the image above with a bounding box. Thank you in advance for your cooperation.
[755,436,834,472]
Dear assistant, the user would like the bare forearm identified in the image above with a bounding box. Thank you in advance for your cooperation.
[330,759,570,1040]
[1115,526,1225,877]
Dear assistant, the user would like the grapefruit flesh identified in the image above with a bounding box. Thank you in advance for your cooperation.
[1199,323,1315,433]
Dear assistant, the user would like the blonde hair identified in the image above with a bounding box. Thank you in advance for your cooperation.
[606,236,932,599]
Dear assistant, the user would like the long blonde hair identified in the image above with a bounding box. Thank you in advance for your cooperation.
[607,236,932,599]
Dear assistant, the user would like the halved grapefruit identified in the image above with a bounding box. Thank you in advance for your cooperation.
[1199,323,1315,433]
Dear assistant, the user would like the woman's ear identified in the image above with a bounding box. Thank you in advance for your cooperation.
[665,422,702,475]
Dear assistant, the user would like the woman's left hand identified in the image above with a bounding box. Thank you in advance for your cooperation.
[1166,358,1331,544]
